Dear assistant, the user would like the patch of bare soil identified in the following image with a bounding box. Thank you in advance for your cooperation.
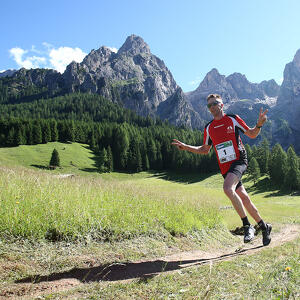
[1,224,299,299]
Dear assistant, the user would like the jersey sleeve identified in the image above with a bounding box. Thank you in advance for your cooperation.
[203,123,212,145]
[233,115,250,133]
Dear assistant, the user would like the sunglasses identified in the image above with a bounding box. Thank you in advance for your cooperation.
[207,101,221,109]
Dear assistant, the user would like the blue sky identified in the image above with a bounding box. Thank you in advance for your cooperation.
[1,0,300,92]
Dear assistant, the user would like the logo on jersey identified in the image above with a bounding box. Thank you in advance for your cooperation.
[227,126,234,133]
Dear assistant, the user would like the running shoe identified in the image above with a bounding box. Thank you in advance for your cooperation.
[262,223,272,246]
[244,225,255,243]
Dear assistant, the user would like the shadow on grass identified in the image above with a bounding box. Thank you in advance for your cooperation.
[31,164,49,170]
[79,145,103,173]
[15,245,263,284]
[148,170,217,184]
[247,177,299,197]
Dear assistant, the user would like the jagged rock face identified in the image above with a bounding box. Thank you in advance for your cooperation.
[275,49,300,152]
[157,88,205,129]
[226,73,265,100]
[186,68,280,126]
[4,68,63,96]
[277,49,300,129]
[2,35,201,129]
[258,79,280,98]
[62,34,179,117]
[190,68,238,104]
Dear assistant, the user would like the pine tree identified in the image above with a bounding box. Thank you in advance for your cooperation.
[113,126,129,170]
[33,122,42,144]
[42,121,51,143]
[128,139,142,172]
[245,144,252,162]
[143,153,150,171]
[49,149,60,168]
[285,146,300,191]
[269,143,288,187]
[255,138,270,174]
[107,146,114,172]
[50,120,58,142]
[148,139,157,169]
[248,157,261,185]
[98,148,109,172]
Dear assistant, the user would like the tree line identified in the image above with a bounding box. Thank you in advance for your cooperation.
[0,117,219,174]
[0,92,298,191]
[246,139,300,191]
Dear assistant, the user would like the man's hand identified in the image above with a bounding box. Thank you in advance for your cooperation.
[257,107,268,127]
[171,139,186,151]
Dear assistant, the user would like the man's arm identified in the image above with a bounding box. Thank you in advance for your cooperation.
[244,108,268,139]
[171,139,211,154]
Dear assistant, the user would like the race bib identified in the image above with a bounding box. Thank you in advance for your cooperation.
[216,140,236,163]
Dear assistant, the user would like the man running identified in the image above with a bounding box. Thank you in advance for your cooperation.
[172,94,272,246]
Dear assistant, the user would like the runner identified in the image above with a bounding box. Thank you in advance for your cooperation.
[172,94,272,246]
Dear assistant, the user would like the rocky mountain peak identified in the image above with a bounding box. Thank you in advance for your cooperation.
[196,68,223,90]
[81,46,115,72]
[0,69,17,78]
[118,34,151,56]
[293,49,300,69]
[226,72,247,82]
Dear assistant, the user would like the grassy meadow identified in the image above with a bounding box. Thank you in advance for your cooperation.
[0,142,299,299]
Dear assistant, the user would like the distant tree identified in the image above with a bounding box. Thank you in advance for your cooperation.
[269,143,288,187]
[33,122,42,144]
[245,144,252,162]
[49,148,60,168]
[89,131,96,150]
[255,138,270,174]
[14,127,26,146]
[143,153,150,171]
[113,126,129,170]
[98,148,109,172]
[248,157,261,185]
[42,121,51,143]
[128,139,142,173]
[107,146,114,172]
[285,146,300,191]
[50,120,59,141]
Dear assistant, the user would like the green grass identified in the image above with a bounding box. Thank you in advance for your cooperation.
[0,142,97,174]
[0,142,299,240]
[0,166,222,241]
[0,142,299,299]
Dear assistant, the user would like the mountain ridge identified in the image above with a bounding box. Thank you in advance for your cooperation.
[1,34,299,152]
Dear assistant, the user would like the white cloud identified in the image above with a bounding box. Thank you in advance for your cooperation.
[9,47,28,66]
[9,43,87,73]
[10,47,47,69]
[49,47,87,73]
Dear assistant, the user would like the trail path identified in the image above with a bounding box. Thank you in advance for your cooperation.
[1,224,299,299]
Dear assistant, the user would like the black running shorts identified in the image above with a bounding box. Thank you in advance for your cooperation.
[222,160,248,190]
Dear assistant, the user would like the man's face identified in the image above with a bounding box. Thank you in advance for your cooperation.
[207,97,223,117]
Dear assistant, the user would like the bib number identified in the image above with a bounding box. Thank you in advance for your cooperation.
[216,140,236,163]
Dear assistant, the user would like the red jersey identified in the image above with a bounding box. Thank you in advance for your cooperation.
[203,114,250,175]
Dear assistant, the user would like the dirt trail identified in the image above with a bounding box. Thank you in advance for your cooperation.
[1,224,299,299]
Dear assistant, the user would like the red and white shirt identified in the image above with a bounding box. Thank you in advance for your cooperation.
[203,114,249,175]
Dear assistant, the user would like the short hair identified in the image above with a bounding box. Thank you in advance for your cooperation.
[207,94,222,102]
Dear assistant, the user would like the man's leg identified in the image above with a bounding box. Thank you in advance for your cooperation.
[223,172,247,218]
[236,185,262,223]
[223,172,255,242]
[236,185,272,246]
